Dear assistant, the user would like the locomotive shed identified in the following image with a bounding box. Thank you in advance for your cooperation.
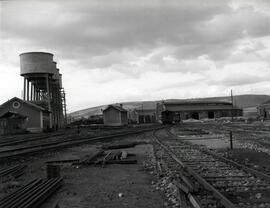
[158,101,243,124]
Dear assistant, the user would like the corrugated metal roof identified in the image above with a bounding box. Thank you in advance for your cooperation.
[165,105,236,111]
[162,101,242,112]
[164,100,232,105]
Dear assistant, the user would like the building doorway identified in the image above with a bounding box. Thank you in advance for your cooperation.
[145,115,151,123]
[191,112,199,120]
[139,115,144,123]
[208,111,214,119]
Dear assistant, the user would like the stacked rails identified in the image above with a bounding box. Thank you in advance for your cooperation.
[0,178,63,208]
[153,129,270,208]
[0,165,27,182]
[20,52,67,130]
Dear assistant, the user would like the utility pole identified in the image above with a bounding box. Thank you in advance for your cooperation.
[142,102,145,123]
[230,131,233,149]
[231,89,234,122]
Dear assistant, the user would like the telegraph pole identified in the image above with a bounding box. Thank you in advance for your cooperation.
[231,89,234,122]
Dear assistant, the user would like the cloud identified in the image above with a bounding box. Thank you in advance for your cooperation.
[1,0,270,111]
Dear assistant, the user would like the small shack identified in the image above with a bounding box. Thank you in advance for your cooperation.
[0,97,50,133]
[103,105,128,126]
[0,111,27,135]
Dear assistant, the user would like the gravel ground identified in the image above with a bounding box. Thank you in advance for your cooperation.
[0,132,165,208]
[172,123,270,176]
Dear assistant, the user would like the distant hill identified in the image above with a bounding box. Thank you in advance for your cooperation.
[180,94,270,108]
[68,94,270,120]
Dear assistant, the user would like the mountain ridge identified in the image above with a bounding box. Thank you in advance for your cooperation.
[68,94,270,120]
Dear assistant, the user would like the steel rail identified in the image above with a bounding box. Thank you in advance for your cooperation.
[153,129,237,208]
[0,126,164,160]
[167,128,270,183]
[165,127,270,207]
[0,132,64,147]
[17,178,62,208]
[0,133,64,148]
[0,165,27,179]
[0,178,63,208]
[3,180,52,208]
[0,179,42,206]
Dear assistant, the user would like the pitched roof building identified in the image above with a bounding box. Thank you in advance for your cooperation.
[0,97,50,133]
[103,104,128,126]
[157,100,243,122]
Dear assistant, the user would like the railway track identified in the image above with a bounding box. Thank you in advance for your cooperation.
[0,133,64,148]
[0,126,163,160]
[0,132,65,147]
[153,128,270,208]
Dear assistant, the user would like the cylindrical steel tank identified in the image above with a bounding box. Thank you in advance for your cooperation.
[20,52,55,75]
[59,74,63,88]
[52,62,60,80]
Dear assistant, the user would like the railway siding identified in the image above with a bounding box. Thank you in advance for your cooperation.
[153,128,270,208]
[0,126,164,161]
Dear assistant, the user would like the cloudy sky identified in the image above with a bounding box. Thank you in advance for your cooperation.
[1,0,270,112]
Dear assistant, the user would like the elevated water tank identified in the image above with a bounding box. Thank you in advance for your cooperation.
[20,52,54,75]
[59,74,63,88]
[52,61,60,80]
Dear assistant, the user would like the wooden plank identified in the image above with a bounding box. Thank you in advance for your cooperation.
[213,184,268,189]
[180,175,198,193]
[105,159,137,164]
[175,181,190,194]
[177,188,190,208]
[188,193,202,208]
[203,175,247,179]
[46,159,79,164]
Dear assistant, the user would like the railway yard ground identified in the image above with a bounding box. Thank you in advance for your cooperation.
[1,121,270,208]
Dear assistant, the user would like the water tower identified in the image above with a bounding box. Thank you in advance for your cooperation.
[20,52,67,129]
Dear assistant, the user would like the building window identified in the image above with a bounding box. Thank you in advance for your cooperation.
[12,101,21,109]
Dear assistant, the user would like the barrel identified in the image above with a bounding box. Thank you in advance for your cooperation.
[46,164,61,179]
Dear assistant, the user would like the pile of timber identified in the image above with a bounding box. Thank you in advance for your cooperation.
[0,178,63,208]
[71,149,137,166]
[102,141,146,150]
[95,151,137,165]
[45,148,137,167]
[76,150,105,165]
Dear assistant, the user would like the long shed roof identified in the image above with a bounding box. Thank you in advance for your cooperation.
[164,100,232,105]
